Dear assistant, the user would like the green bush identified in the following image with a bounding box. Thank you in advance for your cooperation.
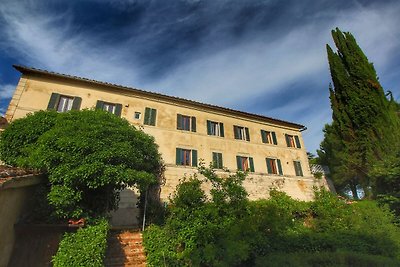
[143,168,400,266]
[52,218,109,267]
[0,110,163,219]
[254,252,400,267]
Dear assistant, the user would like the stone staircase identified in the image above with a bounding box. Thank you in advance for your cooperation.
[104,229,147,267]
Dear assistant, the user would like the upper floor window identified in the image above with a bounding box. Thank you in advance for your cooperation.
[293,161,303,176]
[96,100,122,117]
[47,93,81,112]
[176,148,198,167]
[234,125,250,141]
[177,114,196,132]
[266,158,283,175]
[212,152,223,169]
[236,156,254,172]
[285,134,301,148]
[144,107,157,126]
[261,130,277,145]
[207,120,224,137]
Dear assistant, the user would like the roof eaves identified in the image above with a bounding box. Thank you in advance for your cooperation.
[13,65,306,130]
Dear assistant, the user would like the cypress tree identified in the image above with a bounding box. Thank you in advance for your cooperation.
[318,28,400,199]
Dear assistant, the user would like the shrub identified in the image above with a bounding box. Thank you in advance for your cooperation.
[52,218,109,267]
[0,110,163,219]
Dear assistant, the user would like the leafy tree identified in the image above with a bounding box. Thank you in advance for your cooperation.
[0,110,163,219]
[318,28,400,198]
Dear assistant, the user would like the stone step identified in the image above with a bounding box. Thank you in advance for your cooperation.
[104,229,147,267]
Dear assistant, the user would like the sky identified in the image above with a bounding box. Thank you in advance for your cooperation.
[1,0,400,153]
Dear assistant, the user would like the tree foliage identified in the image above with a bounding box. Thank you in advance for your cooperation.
[0,110,162,219]
[317,28,400,198]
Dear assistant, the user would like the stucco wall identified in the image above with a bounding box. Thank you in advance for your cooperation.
[0,176,42,267]
[5,74,325,203]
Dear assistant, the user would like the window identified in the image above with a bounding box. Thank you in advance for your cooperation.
[176,148,198,167]
[177,114,196,132]
[212,152,223,169]
[266,158,283,175]
[134,112,141,119]
[234,126,250,141]
[294,161,303,176]
[96,100,122,116]
[207,120,224,137]
[285,134,301,148]
[236,156,254,172]
[261,130,277,145]
[103,102,116,114]
[47,93,82,112]
[144,107,157,126]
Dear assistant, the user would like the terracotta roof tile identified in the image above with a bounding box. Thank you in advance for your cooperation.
[0,165,39,185]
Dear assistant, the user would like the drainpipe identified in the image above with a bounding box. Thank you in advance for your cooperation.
[142,188,148,232]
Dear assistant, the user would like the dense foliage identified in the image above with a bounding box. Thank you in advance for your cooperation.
[52,219,109,267]
[317,28,400,198]
[143,167,400,266]
[0,110,162,219]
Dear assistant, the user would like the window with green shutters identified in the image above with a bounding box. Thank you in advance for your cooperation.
[177,114,196,132]
[266,158,283,175]
[261,130,277,145]
[176,148,198,167]
[95,100,122,117]
[207,120,224,137]
[212,152,223,169]
[47,93,82,112]
[144,107,157,126]
[236,156,254,172]
[285,134,302,148]
[293,161,303,176]
[233,125,250,141]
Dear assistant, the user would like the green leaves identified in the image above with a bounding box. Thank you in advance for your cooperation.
[0,109,162,219]
[52,219,109,267]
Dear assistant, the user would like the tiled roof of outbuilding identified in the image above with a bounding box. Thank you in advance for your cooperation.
[13,65,306,130]
[0,165,39,185]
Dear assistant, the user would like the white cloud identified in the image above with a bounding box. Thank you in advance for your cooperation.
[0,84,15,99]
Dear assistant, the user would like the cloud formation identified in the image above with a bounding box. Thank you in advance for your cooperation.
[0,0,400,152]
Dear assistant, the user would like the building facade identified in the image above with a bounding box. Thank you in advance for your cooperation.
[5,65,329,202]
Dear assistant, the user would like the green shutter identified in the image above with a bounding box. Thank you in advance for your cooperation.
[191,117,196,132]
[236,156,242,171]
[207,120,212,135]
[96,100,104,110]
[294,135,301,148]
[176,148,182,165]
[218,153,223,169]
[71,97,82,110]
[115,104,122,117]
[219,123,224,137]
[266,158,272,174]
[234,126,239,139]
[212,152,218,168]
[144,107,151,125]
[47,93,60,110]
[249,157,255,172]
[261,130,267,143]
[277,159,283,175]
[192,150,198,167]
[177,114,182,129]
[272,132,277,145]
[285,134,291,147]
[245,127,250,141]
[294,161,303,176]
[150,109,157,126]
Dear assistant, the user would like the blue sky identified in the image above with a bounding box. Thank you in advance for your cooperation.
[1,0,400,153]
